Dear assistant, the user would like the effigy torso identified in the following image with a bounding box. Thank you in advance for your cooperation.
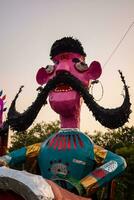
[38,129,95,184]
[37,129,98,194]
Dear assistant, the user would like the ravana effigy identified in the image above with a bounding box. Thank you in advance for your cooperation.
[0,37,131,200]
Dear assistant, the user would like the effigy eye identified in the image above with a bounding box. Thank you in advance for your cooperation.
[75,62,88,72]
[45,65,55,74]
[72,58,80,63]
[53,60,59,65]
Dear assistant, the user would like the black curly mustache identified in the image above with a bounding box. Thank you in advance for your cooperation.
[7,71,131,132]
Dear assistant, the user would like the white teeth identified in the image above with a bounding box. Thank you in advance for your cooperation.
[54,87,72,92]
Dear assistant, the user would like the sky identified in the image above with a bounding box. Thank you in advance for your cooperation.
[0,0,134,134]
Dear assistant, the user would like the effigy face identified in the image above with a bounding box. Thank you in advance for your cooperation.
[36,52,102,118]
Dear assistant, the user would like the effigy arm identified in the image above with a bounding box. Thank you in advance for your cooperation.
[0,143,41,167]
[80,144,126,196]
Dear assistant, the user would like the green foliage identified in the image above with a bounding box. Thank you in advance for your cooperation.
[90,126,134,151]
[9,120,60,151]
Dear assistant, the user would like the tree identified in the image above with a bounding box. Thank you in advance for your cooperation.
[9,120,60,151]
[90,126,134,151]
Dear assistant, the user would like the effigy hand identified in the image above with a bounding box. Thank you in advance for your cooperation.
[0,159,7,167]
[47,180,92,200]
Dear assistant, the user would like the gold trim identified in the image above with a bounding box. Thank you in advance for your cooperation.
[94,145,107,164]
[26,143,41,158]
[81,175,99,196]
[80,175,97,189]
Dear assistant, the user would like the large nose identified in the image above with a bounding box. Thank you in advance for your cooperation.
[55,61,70,74]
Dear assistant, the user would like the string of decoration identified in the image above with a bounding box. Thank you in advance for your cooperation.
[103,21,134,68]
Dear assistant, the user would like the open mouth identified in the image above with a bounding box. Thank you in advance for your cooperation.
[54,83,73,92]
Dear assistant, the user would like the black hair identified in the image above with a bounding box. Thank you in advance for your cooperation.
[50,37,86,59]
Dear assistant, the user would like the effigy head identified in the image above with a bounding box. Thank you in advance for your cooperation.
[7,37,131,131]
[37,37,102,86]
[36,37,102,116]
[0,90,7,128]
